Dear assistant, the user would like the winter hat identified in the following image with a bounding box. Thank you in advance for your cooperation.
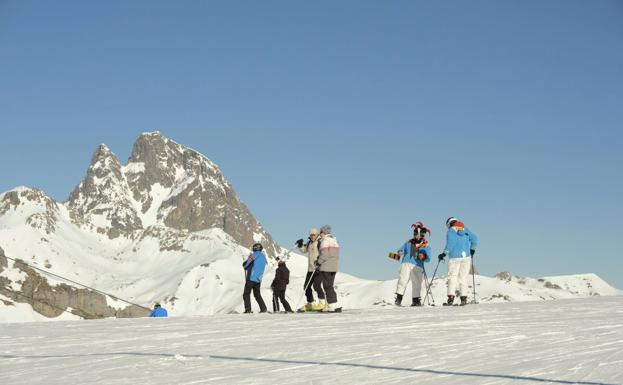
[320,224,332,234]
[252,243,263,252]
[412,222,431,237]
[309,228,319,235]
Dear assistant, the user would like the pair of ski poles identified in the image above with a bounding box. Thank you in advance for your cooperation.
[421,255,478,305]
[422,259,441,306]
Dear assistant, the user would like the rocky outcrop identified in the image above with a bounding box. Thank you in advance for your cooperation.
[0,248,149,319]
[0,188,60,234]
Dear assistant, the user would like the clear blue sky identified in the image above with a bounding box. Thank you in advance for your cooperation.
[1,1,622,288]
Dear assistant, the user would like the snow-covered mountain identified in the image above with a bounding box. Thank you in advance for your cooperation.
[0,132,621,323]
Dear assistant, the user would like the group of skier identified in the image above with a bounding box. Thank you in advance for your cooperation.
[241,217,477,314]
[242,224,342,313]
[394,217,478,307]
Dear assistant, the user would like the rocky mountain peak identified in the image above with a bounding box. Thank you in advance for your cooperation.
[64,133,278,255]
[67,145,142,239]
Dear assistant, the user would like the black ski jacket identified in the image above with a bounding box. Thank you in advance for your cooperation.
[271,263,290,290]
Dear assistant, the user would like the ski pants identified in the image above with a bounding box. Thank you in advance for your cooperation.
[395,263,425,298]
[272,288,293,312]
[304,271,325,303]
[318,271,338,304]
[447,257,472,296]
[243,280,267,312]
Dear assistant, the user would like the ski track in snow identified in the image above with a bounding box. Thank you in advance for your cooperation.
[1,297,622,385]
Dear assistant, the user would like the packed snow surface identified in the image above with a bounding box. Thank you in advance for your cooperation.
[1,297,622,385]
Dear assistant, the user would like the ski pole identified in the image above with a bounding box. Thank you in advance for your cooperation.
[421,266,436,306]
[294,269,317,310]
[422,266,430,306]
[422,259,441,306]
[471,255,477,304]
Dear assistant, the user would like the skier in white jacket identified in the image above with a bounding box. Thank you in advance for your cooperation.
[296,228,326,311]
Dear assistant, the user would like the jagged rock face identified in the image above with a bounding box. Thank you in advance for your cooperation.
[68,132,278,254]
[67,144,144,239]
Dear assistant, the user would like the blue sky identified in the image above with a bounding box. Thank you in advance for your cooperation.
[1,1,622,288]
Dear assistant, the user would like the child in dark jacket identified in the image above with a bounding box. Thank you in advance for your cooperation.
[271,258,293,313]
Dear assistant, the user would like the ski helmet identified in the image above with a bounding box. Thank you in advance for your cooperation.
[446,217,458,228]
[252,243,263,252]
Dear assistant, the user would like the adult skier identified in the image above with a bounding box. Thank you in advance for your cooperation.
[438,217,478,306]
[270,257,293,313]
[315,224,341,312]
[295,228,325,311]
[242,243,268,313]
[394,222,432,307]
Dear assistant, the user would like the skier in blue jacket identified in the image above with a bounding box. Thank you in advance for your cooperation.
[149,302,168,317]
[438,217,478,306]
[242,243,268,313]
[394,222,431,307]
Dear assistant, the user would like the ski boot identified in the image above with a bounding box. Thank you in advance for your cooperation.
[460,296,468,306]
[324,302,342,313]
[312,299,327,311]
[298,302,313,312]
[443,295,455,306]
[411,297,422,307]
[395,294,403,306]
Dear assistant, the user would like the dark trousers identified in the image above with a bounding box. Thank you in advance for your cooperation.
[318,271,337,304]
[243,280,267,312]
[304,271,325,303]
[272,288,293,312]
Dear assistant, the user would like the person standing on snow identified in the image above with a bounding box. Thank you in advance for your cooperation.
[295,228,326,311]
[438,217,478,306]
[315,224,342,312]
[394,222,432,307]
[270,257,293,313]
[242,243,268,313]
[149,302,168,317]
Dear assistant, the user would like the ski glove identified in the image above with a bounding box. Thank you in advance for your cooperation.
[295,239,304,248]
[314,260,322,270]
[438,253,446,261]
[470,249,475,257]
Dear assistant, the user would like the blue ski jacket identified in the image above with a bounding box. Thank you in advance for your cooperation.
[443,227,478,259]
[149,307,168,317]
[398,241,431,268]
[243,251,267,283]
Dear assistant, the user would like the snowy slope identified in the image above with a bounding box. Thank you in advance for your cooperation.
[1,297,621,385]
